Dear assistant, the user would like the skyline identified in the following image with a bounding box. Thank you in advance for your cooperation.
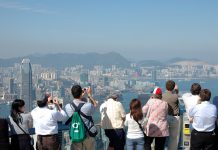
[0,0,218,62]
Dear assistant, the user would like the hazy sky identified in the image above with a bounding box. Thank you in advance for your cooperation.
[0,0,217,62]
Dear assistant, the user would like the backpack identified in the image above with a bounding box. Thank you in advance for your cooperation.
[69,103,86,142]
[65,102,98,139]
[71,102,98,137]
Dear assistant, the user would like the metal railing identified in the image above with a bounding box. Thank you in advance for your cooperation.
[28,123,108,150]
[1,98,189,150]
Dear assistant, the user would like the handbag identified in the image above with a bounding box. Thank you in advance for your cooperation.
[143,101,153,127]
[136,120,146,140]
[14,121,34,148]
[143,100,154,134]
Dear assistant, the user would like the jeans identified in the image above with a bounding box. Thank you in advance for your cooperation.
[166,115,181,150]
[126,137,144,150]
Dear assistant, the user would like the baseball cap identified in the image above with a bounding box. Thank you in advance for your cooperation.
[152,87,162,95]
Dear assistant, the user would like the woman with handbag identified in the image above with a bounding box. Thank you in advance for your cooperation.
[125,99,145,150]
[142,87,169,150]
[7,99,34,150]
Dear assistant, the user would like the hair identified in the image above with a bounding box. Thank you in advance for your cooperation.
[71,85,83,99]
[11,99,25,124]
[37,97,48,108]
[152,94,162,99]
[130,99,143,122]
[200,89,211,101]
[190,83,201,95]
[166,80,175,91]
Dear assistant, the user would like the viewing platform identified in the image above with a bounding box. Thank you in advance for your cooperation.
[0,99,191,150]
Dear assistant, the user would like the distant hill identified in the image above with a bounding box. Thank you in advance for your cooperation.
[0,52,130,68]
[166,57,208,66]
[137,60,164,67]
[137,57,211,67]
[166,57,200,64]
[0,54,212,69]
[171,60,209,66]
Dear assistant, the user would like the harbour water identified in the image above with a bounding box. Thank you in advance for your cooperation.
[0,78,217,149]
[1,78,218,120]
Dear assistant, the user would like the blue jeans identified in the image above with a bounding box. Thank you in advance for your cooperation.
[126,137,144,150]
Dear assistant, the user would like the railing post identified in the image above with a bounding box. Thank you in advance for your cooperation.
[0,118,10,150]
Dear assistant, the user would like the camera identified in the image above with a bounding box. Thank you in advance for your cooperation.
[83,87,88,91]
[50,99,53,103]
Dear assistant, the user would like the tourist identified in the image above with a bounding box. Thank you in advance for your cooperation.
[189,89,217,150]
[182,83,201,122]
[65,85,98,150]
[143,87,169,150]
[125,99,145,150]
[31,94,67,150]
[212,96,218,149]
[100,92,126,150]
[162,80,180,150]
[7,99,33,150]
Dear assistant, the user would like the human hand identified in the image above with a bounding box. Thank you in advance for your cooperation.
[48,96,53,104]
[189,117,193,123]
[173,84,179,94]
[87,86,92,96]
[53,97,59,105]
[174,84,178,90]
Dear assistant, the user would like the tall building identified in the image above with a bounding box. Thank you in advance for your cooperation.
[20,59,33,112]
[80,72,88,86]
[103,76,109,86]
[152,69,157,82]
[9,78,14,94]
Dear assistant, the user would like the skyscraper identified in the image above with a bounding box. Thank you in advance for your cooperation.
[80,72,88,86]
[20,59,33,112]
[152,69,157,82]
[9,78,14,94]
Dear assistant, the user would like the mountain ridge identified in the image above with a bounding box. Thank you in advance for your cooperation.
[0,52,130,68]
[0,52,212,68]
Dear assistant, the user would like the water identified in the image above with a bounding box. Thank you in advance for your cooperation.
[1,78,218,119]
[93,78,218,123]
[0,103,11,118]
[1,78,218,149]
[116,78,218,115]
[158,78,218,99]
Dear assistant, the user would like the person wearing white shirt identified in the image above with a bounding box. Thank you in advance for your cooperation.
[124,99,145,150]
[31,94,67,150]
[100,92,126,150]
[182,83,201,123]
[189,89,217,150]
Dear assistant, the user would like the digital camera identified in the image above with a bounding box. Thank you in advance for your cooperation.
[83,87,88,91]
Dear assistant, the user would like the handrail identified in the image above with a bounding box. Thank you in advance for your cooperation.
[13,123,102,136]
